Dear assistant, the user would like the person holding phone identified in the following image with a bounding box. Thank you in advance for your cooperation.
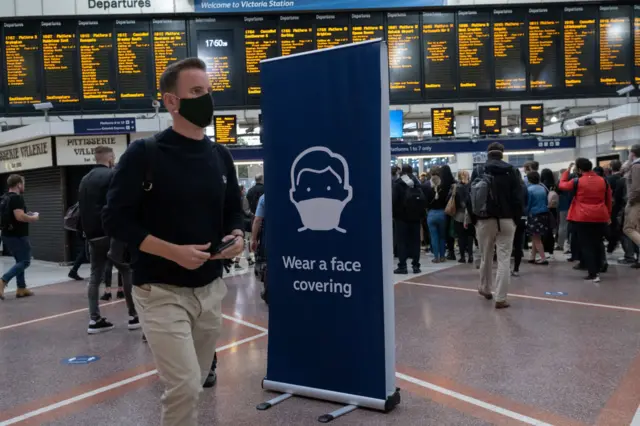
[103,58,244,426]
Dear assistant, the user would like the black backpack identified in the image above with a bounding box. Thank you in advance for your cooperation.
[404,182,427,220]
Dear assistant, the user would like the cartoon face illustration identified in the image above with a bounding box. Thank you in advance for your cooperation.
[290,146,353,233]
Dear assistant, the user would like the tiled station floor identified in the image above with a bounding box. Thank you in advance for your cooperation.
[1,254,639,425]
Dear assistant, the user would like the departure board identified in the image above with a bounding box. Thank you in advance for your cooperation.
[351,13,384,43]
[521,104,544,133]
[387,12,422,102]
[244,16,279,102]
[599,6,632,89]
[493,9,526,92]
[214,115,237,144]
[315,15,350,50]
[79,21,117,108]
[279,15,314,56]
[422,12,457,94]
[431,107,454,137]
[636,6,640,85]
[42,21,80,106]
[116,20,154,107]
[479,105,501,135]
[564,7,597,89]
[458,11,492,93]
[153,20,187,99]
[528,8,562,91]
[3,22,42,108]
[197,29,241,107]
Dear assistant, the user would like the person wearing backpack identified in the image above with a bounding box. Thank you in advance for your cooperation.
[558,158,612,283]
[392,164,426,274]
[468,142,523,309]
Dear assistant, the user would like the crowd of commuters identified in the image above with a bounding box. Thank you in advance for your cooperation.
[392,142,640,308]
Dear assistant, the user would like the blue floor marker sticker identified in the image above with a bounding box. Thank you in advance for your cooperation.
[545,292,568,296]
[62,356,100,365]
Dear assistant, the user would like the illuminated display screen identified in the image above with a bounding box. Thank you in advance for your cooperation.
[431,107,454,137]
[244,16,279,102]
[599,5,632,89]
[42,21,80,106]
[153,20,187,99]
[479,105,501,135]
[636,6,640,85]
[279,15,314,56]
[564,7,597,89]
[387,12,422,102]
[458,11,492,93]
[79,21,117,108]
[3,23,42,108]
[116,20,154,107]
[521,104,544,133]
[493,9,526,91]
[197,29,241,107]
[528,8,561,91]
[214,115,238,144]
[351,13,384,43]
[316,14,350,50]
[422,12,456,93]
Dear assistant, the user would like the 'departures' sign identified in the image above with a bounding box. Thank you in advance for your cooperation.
[0,138,53,174]
[56,135,128,166]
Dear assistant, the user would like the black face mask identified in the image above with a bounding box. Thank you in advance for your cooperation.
[178,92,214,128]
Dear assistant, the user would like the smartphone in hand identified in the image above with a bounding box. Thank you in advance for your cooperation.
[213,237,237,255]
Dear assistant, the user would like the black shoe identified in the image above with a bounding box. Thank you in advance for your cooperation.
[447,252,456,261]
[458,258,466,263]
[116,290,125,299]
[203,371,217,388]
[128,316,141,330]
[631,263,640,269]
[618,258,636,265]
[478,290,493,300]
[394,268,408,274]
[88,317,115,334]
[468,257,474,264]
[248,259,255,266]
[100,292,112,301]
[573,264,586,270]
[567,258,577,262]
[68,271,84,281]
[600,263,609,273]
[142,333,147,342]
[412,267,421,274]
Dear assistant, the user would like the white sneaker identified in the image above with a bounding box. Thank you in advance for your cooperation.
[593,275,601,284]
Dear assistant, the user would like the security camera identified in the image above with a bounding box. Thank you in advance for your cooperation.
[576,117,598,127]
[617,85,636,96]
[33,102,53,111]
[151,100,161,109]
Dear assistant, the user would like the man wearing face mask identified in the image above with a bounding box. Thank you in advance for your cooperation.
[103,58,244,426]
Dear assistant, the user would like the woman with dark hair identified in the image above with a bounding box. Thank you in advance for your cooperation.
[425,166,453,262]
[526,171,550,265]
[540,168,559,259]
[439,165,457,260]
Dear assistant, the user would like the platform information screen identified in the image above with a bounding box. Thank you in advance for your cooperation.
[564,7,597,89]
[422,12,456,94]
[635,6,640,85]
[3,22,42,108]
[214,115,237,144]
[350,13,384,43]
[431,107,454,137]
[493,9,526,92]
[387,12,422,102]
[598,6,632,89]
[315,14,350,49]
[42,21,80,106]
[479,105,501,135]
[244,17,279,100]
[528,8,562,91]
[116,20,153,106]
[458,11,492,93]
[521,104,544,133]
[279,15,314,56]
[153,20,187,99]
[197,29,240,107]
[79,21,117,107]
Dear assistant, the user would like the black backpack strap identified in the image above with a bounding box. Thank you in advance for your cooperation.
[142,134,159,192]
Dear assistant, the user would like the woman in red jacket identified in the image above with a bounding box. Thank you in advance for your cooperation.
[558,158,612,283]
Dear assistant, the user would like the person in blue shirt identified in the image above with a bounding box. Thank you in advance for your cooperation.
[526,171,550,265]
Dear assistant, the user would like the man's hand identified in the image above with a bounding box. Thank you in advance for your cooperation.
[170,243,211,270]
[251,238,258,253]
[211,234,244,260]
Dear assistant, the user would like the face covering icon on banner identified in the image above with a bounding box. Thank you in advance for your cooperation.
[289,146,353,233]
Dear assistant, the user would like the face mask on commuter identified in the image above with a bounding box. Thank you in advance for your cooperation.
[174,92,215,128]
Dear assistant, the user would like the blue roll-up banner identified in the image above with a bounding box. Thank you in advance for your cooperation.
[260,40,399,411]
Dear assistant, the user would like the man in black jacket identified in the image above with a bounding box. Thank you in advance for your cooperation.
[79,146,139,334]
[392,164,425,274]
[606,160,624,253]
[471,142,523,309]
[246,174,264,215]
[103,58,244,426]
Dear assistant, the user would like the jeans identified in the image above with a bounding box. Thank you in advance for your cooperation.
[427,209,447,259]
[395,220,421,269]
[622,234,639,260]
[89,238,136,320]
[576,222,606,277]
[1,236,32,289]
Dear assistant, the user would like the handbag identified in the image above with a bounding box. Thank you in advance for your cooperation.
[445,184,457,217]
